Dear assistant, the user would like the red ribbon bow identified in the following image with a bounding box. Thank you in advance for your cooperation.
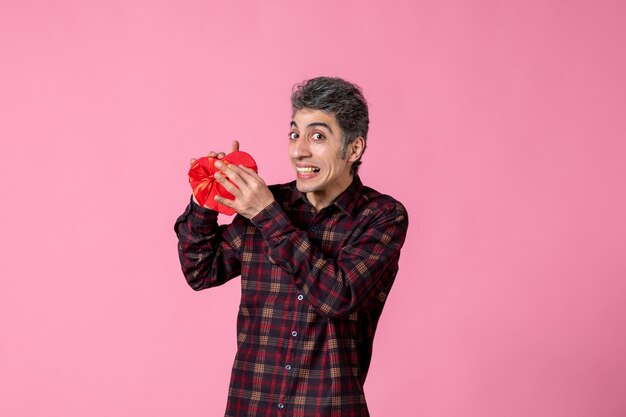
[188,151,258,215]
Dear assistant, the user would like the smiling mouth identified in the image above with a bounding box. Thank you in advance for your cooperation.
[296,166,320,173]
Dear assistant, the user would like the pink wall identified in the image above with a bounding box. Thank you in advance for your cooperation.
[1,1,625,416]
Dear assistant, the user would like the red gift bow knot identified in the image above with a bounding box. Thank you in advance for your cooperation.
[188,151,258,215]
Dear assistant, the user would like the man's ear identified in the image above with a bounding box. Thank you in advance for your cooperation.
[348,137,365,163]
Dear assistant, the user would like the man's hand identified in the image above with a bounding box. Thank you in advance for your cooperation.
[213,159,275,220]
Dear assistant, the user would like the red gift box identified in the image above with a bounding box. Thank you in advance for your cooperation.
[188,151,258,215]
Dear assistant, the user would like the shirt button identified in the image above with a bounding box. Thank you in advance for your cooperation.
[285,364,292,370]
[297,294,304,301]
[278,402,285,409]
[310,226,317,232]
[291,330,298,337]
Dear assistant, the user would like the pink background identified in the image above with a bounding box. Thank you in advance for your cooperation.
[1,1,625,416]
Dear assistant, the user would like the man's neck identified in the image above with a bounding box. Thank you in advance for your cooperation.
[305,175,354,212]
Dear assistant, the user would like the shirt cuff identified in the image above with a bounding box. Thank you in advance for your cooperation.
[186,195,219,226]
[250,201,291,242]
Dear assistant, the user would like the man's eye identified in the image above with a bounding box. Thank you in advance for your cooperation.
[289,132,299,140]
[312,133,325,141]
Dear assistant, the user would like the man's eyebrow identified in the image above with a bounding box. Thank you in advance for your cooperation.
[308,122,333,133]
[290,120,333,133]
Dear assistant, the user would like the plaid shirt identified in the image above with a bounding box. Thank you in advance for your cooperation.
[175,176,409,417]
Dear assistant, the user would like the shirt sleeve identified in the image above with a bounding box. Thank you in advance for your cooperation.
[250,199,409,318]
[174,197,243,290]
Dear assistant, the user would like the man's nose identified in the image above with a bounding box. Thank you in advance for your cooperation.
[290,137,311,158]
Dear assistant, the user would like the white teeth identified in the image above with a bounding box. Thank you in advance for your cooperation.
[296,167,320,173]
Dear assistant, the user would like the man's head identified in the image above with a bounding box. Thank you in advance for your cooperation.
[288,77,368,210]
[290,77,369,174]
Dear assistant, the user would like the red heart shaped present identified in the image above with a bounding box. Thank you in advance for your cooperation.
[188,151,258,215]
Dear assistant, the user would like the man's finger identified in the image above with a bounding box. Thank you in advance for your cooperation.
[216,161,250,188]
[237,164,258,176]
[206,151,228,159]
[189,158,196,166]
[205,141,239,161]
[214,171,242,196]
[214,194,236,209]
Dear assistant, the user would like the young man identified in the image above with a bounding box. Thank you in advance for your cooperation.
[175,77,409,416]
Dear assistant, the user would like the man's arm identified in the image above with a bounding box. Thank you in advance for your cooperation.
[250,198,409,318]
[174,199,243,290]
[174,141,244,290]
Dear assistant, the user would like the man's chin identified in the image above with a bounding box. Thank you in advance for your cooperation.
[295,178,316,193]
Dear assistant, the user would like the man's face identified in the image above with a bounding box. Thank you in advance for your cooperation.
[289,108,358,210]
